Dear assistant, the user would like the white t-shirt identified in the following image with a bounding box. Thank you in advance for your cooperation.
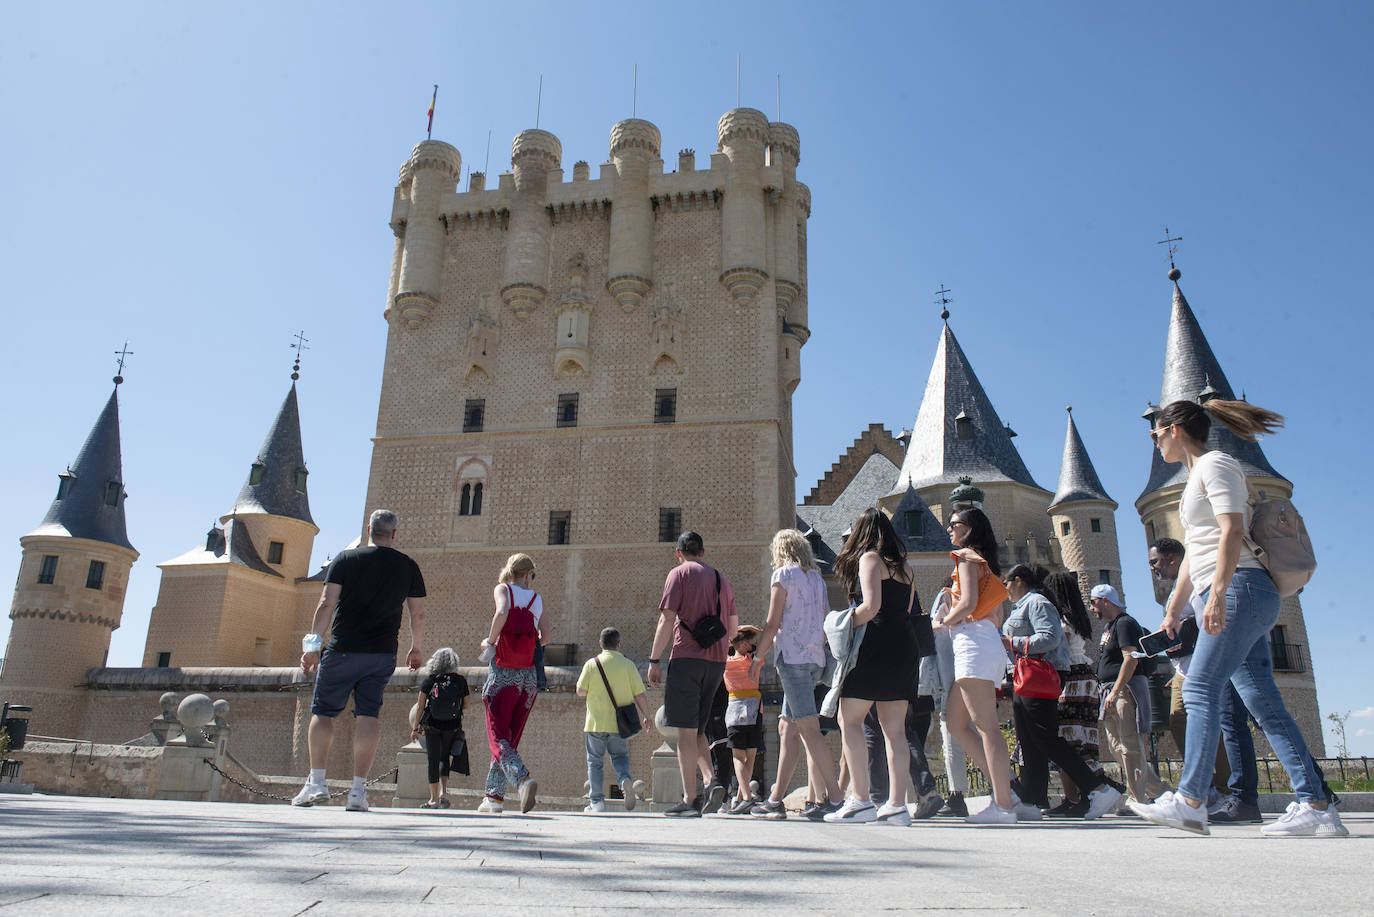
[1179,450,1261,596]
[770,564,827,666]
[505,583,544,626]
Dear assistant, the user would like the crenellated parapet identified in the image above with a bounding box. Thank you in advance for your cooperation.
[717,107,771,149]
[767,122,801,165]
[511,129,562,178]
[609,118,662,159]
[399,140,463,185]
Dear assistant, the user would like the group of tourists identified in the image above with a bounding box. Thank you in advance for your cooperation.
[287,395,1346,838]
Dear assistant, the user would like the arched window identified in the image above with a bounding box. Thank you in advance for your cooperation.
[459,483,472,516]
[471,483,483,516]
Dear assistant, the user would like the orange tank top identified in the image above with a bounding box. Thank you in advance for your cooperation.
[949,551,1007,621]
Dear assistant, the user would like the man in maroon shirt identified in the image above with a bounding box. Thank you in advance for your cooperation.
[648,531,738,816]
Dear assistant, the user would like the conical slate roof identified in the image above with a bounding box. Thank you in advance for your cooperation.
[231,384,314,525]
[1051,408,1115,508]
[891,323,1043,494]
[28,388,135,550]
[1140,272,1286,498]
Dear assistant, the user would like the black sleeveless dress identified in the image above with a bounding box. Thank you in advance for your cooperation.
[840,577,920,702]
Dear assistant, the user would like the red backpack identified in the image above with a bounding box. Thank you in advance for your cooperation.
[494,584,540,669]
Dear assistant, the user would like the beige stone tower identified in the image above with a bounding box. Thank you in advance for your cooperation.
[1135,267,1323,752]
[365,109,811,659]
[1048,406,1124,600]
[1,383,138,738]
[141,381,320,667]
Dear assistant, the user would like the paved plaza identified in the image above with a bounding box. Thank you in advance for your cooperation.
[1,794,1370,915]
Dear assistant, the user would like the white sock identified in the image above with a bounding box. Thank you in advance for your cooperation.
[352,776,367,793]
[309,768,326,785]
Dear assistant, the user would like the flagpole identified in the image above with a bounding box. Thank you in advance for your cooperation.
[427,84,437,140]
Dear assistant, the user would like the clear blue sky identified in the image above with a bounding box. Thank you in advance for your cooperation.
[3,2,1371,753]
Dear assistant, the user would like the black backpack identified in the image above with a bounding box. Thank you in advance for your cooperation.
[426,673,465,721]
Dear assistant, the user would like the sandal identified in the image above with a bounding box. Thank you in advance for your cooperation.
[421,800,441,809]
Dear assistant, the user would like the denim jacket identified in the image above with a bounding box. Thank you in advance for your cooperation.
[820,605,866,719]
[1001,592,1071,672]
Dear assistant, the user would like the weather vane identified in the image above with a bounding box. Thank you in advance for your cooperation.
[934,285,953,322]
[290,330,309,381]
[1157,226,1183,271]
[113,340,134,385]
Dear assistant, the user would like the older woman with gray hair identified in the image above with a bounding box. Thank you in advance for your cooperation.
[412,646,470,808]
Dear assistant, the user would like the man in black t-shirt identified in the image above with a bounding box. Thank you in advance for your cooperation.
[1090,585,1170,806]
[292,509,427,812]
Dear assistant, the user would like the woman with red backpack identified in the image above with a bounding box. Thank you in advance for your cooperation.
[478,553,545,814]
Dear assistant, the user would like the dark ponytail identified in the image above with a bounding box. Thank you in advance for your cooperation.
[1155,398,1284,444]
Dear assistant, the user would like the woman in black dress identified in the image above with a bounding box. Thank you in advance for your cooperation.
[824,507,919,826]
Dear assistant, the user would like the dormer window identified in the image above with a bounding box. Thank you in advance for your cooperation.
[955,410,973,441]
[903,511,925,537]
[295,468,308,493]
[104,482,121,506]
[56,473,76,500]
[249,462,265,485]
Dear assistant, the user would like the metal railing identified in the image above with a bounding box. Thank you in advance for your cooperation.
[1156,756,1371,794]
[1271,641,1307,673]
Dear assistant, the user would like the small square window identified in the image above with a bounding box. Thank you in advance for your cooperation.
[464,399,485,433]
[86,560,105,590]
[295,469,308,493]
[548,510,571,545]
[659,507,683,543]
[38,555,58,585]
[1060,521,1071,536]
[104,482,121,507]
[156,651,172,668]
[267,541,284,564]
[654,388,677,424]
[1099,570,1112,585]
[903,510,924,538]
[1090,518,1102,533]
[56,474,75,500]
[249,463,265,485]
[556,393,579,428]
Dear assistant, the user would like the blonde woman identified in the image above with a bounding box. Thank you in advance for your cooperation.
[750,528,844,819]
[478,553,545,814]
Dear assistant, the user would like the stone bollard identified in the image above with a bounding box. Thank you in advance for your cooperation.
[156,693,217,801]
[393,701,429,808]
[149,692,182,746]
[649,704,683,805]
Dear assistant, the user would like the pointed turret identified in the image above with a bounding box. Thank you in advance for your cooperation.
[1139,269,1285,499]
[231,383,314,525]
[1050,407,1115,510]
[891,322,1042,494]
[28,388,134,550]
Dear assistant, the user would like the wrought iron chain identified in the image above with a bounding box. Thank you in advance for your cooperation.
[201,758,398,803]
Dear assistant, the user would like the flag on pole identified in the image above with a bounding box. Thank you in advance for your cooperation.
[427,85,437,139]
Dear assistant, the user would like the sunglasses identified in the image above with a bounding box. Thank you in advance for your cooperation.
[946,520,966,530]
[1150,425,1171,443]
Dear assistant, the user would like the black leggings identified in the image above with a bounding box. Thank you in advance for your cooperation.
[1012,694,1104,807]
[423,723,464,783]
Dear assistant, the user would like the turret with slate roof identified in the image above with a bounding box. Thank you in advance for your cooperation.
[230,383,314,526]
[1048,406,1123,598]
[1050,406,1115,511]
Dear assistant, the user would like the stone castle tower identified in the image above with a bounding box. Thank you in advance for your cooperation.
[366,109,810,657]
[1049,406,1123,597]
[141,380,322,667]
[1,382,138,738]
[1135,267,1323,751]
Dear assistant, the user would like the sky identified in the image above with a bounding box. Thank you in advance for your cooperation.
[2,1,1372,754]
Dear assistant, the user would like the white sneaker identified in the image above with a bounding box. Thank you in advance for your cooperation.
[1130,792,1208,835]
[1008,792,1043,821]
[518,777,538,813]
[583,800,606,813]
[477,797,503,815]
[966,803,1017,825]
[874,803,911,826]
[345,789,368,812]
[1084,783,1124,820]
[823,797,878,823]
[620,777,637,812]
[291,782,329,807]
[1261,801,1349,838]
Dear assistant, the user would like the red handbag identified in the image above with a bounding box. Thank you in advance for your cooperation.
[1013,655,1062,699]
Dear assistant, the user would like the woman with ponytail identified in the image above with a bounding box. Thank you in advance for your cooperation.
[1131,400,1345,837]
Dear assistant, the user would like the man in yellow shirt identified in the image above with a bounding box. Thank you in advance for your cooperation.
[576,627,653,812]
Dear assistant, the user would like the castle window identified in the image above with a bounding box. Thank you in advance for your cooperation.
[556,393,579,428]
[1060,521,1071,536]
[464,399,485,433]
[459,483,472,516]
[38,555,58,585]
[295,469,308,493]
[655,388,677,424]
[267,541,284,564]
[56,473,75,500]
[548,510,571,545]
[249,462,265,485]
[156,651,172,668]
[903,511,925,537]
[1090,518,1102,533]
[659,507,683,543]
[955,411,973,441]
[104,482,121,506]
[86,560,105,590]
[1099,570,1111,585]
[471,483,483,515]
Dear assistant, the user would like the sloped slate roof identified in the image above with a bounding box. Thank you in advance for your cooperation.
[232,384,314,525]
[889,484,955,553]
[891,323,1043,494]
[28,388,135,551]
[1140,276,1286,499]
[160,517,282,578]
[796,452,900,561]
[1051,409,1115,508]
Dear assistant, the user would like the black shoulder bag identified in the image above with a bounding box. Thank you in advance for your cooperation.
[690,569,728,648]
[594,658,642,739]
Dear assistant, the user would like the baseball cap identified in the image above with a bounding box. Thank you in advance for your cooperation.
[1090,584,1124,607]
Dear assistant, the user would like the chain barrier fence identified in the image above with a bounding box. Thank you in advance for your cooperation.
[201,757,398,803]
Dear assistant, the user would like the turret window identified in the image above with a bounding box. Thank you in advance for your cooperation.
[249,462,265,485]
[267,541,284,564]
[464,399,485,433]
[156,651,172,668]
[1060,521,1071,536]
[86,560,105,590]
[1090,518,1102,533]
[556,393,579,428]
[104,482,121,506]
[955,411,973,441]
[903,511,925,537]
[1099,570,1112,585]
[38,555,58,584]
[56,474,75,500]
[295,469,308,493]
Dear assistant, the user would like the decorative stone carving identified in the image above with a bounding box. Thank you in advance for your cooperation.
[555,254,593,378]
[466,294,500,382]
[719,265,769,308]
[396,291,439,329]
[650,282,685,375]
[607,273,652,313]
[774,279,801,318]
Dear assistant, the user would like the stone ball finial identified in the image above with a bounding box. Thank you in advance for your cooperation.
[1168,267,1182,282]
[768,121,800,164]
[177,693,215,732]
[609,118,661,159]
[511,129,562,171]
[212,699,230,719]
[717,107,770,150]
[399,139,463,185]
[653,704,677,750]
[159,692,179,715]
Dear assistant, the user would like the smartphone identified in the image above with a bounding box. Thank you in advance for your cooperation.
[1138,629,1182,657]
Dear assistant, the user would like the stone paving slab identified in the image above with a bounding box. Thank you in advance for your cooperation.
[1,794,1370,915]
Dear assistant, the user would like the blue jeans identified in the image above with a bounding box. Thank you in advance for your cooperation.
[1180,568,1322,803]
[1220,682,1260,806]
[585,731,632,802]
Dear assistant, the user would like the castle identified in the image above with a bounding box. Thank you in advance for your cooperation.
[0,109,1323,790]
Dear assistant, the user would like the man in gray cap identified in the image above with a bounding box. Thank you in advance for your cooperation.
[1090,584,1171,807]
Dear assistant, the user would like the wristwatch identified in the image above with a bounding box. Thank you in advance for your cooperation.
[302,633,323,653]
